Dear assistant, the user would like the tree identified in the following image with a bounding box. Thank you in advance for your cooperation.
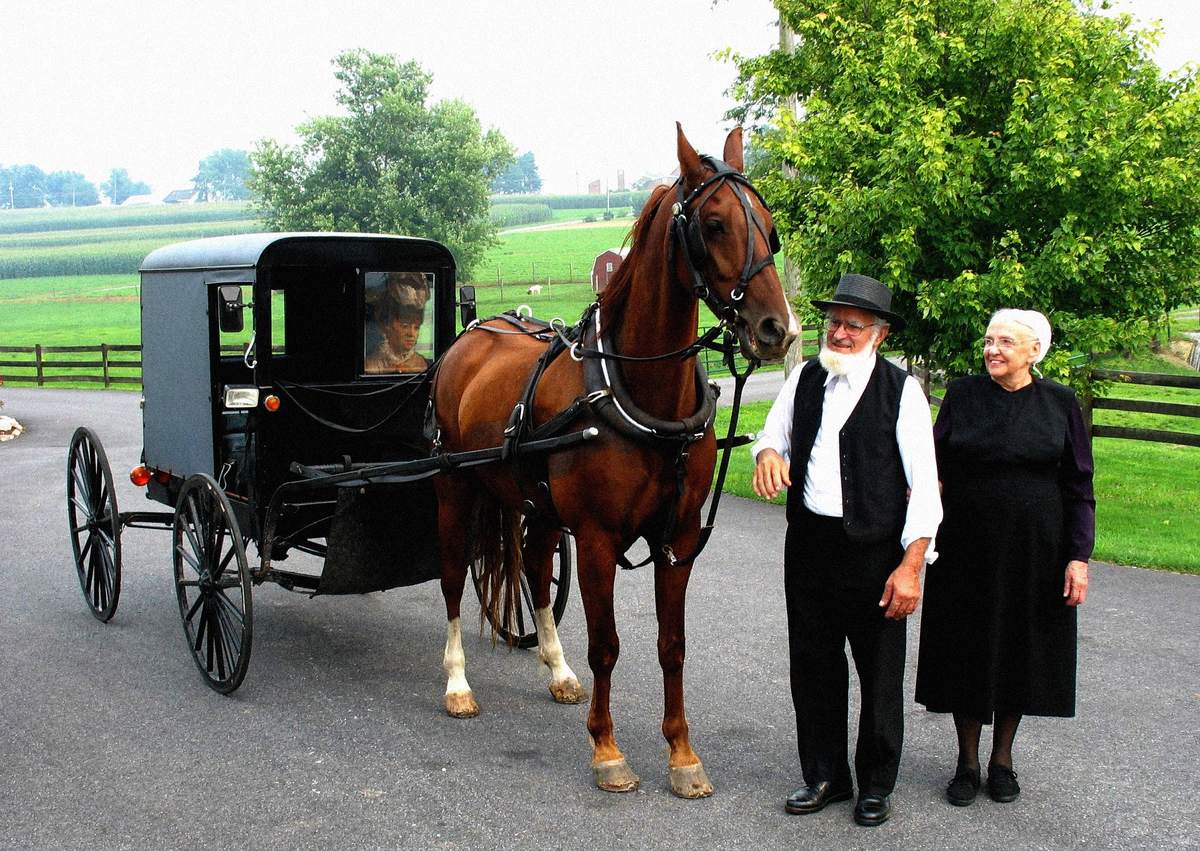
[250,50,514,277]
[101,168,151,205]
[1,164,48,208]
[490,151,542,194]
[45,171,100,206]
[731,0,1200,383]
[193,148,252,201]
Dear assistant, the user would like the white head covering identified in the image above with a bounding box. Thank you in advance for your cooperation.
[990,308,1051,365]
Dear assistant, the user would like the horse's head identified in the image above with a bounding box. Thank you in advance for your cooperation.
[673,124,798,363]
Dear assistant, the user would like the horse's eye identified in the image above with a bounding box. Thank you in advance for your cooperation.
[704,219,725,237]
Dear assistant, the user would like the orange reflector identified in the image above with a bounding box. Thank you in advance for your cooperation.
[130,466,152,487]
[264,395,281,412]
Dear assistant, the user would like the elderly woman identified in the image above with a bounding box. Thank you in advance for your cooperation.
[915,309,1094,806]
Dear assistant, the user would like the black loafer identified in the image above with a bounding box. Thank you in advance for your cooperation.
[785,780,853,814]
[946,765,981,806]
[987,764,1020,803]
[853,793,891,826]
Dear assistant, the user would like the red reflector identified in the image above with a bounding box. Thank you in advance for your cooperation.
[130,466,152,487]
[264,395,281,412]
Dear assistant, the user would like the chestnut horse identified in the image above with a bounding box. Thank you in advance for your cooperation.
[429,125,797,797]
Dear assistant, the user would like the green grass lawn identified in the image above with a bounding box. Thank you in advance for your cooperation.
[472,221,634,285]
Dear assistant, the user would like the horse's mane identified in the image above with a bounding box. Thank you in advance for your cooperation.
[596,183,673,330]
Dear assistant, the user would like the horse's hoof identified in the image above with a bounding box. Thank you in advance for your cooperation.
[669,763,714,799]
[549,677,588,705]
[593,758,640,793]
[445,691,479,718]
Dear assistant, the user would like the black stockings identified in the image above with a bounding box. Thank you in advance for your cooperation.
[952,712,1022,771]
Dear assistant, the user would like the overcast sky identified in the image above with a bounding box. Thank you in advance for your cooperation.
[2,0,1196,199]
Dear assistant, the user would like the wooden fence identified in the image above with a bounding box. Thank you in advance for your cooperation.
[1083,368,1200,448]
[0,344,142,387]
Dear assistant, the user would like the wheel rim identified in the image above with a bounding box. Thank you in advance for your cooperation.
[67,427,121,622]
[173,475,253,693]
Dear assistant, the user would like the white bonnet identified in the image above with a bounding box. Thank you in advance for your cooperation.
[990,308,1051,364]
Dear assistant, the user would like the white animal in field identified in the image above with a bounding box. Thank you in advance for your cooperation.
[527,285,542,295]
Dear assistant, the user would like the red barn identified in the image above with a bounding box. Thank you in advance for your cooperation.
[591,248,629,293]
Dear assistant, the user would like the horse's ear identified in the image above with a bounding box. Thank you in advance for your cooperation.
[677,122,704,190]
[723,127,745,172]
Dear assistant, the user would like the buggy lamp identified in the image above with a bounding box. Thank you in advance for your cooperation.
[223,385,260,409]
[264,394,281,412]
[129,466,171,487]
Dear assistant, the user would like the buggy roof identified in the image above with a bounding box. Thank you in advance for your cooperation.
[139,232,455,275]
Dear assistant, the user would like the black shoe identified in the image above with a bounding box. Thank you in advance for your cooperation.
[946,765,981,806]
[785,781,853,815]
[987,764,1020,803]
[853,793,891,826]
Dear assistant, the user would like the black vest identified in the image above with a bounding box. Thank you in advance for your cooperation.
[787,356,909,544]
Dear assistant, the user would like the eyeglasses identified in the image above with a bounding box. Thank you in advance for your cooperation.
[980,336,1033,351]
[826,316,881,337]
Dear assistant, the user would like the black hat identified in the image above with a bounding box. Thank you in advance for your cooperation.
[811,273,907,333]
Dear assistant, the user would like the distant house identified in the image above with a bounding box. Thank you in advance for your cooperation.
[163,189,200,204]
[121,193,161,206]
[588,179,602,194]
[591,247,630,293]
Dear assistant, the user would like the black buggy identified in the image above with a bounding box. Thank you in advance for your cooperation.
[66,233,576,693]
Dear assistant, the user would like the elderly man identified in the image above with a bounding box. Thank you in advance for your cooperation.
[752,274,942,827]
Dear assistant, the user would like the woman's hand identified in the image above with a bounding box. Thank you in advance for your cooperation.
[1064,560,1089,606]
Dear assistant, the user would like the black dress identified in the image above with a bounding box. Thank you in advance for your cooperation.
[916,375,1095,723]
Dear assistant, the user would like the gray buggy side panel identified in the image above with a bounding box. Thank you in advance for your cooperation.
[140,269,221,478]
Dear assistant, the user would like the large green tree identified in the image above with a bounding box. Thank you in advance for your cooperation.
[250,50,514,277]
[2,164,48,208]
[731,0,1200,382]
[193,148,251,201]
[491,151,542,194]
[45,171,100,207]
[101,168,151,205]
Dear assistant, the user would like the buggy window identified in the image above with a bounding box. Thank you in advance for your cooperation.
[363,271,435,375]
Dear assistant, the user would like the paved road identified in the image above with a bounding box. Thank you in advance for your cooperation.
[1,387,1198,850]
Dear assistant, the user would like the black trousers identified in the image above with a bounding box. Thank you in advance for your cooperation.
[784,506,907,796]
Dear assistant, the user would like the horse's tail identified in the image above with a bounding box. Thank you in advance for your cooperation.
[469,489,523,647]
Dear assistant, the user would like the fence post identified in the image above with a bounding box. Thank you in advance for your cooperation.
[35,344,44,386]
[1081,373,1094,437]
[102,343,111,388]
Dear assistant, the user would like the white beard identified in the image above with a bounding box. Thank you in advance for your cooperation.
[818,330,879,377]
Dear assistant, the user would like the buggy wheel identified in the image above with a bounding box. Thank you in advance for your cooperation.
[67,427,122,622]
[172,474,253,694]
[472,530,573,650]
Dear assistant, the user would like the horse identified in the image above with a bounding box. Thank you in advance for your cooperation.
[428,124,798,797]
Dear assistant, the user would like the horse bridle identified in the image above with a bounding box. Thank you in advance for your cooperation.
[670,155,781,325]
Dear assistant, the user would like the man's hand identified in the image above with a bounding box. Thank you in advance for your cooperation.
[752,448,791,500]
[879,537,930,620]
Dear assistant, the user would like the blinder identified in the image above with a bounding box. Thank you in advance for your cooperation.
[671,156,780,321]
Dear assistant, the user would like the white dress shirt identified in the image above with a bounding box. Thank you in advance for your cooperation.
[751,354,942,562]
